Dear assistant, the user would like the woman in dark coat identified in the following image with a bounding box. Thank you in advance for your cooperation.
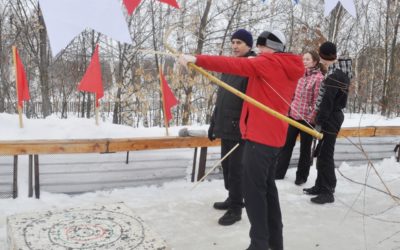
[303,42,353,204]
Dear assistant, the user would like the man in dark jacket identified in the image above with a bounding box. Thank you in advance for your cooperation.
[303,42,352,204]
[179,29,305,250]
[208,29,256,226]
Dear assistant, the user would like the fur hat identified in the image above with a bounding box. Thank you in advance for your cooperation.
[256,29,286,52]
[319,42,337,61]
[231,29,253,48]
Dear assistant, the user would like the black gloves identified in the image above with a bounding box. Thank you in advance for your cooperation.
[208,124,216,141]
[314,124,322,132]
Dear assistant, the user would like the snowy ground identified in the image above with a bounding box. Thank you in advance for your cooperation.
[0,158,399,250]
[0,113,399,249]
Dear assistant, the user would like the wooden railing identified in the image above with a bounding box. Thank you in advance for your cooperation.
[1,126,399,199]
[1,126,399,156]
[0,137,220,155]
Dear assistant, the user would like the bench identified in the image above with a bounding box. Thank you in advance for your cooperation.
[1,126,399,199]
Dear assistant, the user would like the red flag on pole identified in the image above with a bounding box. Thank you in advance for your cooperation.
[77,44,104,107]
[158,0,180,8]
[13,47,30,108]
[123,0,179,15]
[123,0,141,15]
[160,69,178,122]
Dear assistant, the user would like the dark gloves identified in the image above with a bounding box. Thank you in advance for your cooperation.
[208,125,216,141]
[314,124,322,132]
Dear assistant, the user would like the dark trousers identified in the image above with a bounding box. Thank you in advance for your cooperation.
[242,140,283,250]
[314,132,338,194]
[275,120,313,180]
[221,138,245,211]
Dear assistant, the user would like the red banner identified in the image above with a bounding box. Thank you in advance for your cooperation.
[13,47,30,108]
[160,69,178,122]
[77,44,104,107]
[123,0,141,15]
[123,0,179,15]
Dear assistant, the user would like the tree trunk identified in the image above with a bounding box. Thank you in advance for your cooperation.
[38,5,52,117]
[181,0,212,125]
[0,17,5,113]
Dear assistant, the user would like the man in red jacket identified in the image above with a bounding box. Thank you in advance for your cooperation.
[179,30,304,250]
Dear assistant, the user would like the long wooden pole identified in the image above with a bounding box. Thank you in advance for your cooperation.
[191,143,240,190]
[12,46,23,128]
[188,63,322,139]
[159,66,169,136]
[163,31,323,140]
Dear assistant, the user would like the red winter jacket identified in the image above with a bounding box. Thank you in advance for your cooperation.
[196,53,305,147]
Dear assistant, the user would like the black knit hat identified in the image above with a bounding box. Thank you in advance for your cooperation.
[319,42,337,61]
[231,29,253,48]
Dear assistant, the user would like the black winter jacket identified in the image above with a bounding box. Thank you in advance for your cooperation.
[315,59,352,133]
[209,51,256,141]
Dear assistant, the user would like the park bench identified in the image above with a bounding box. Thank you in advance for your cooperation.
[0,126,399,199]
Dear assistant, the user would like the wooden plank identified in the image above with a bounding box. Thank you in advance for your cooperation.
[375,126,400,136]
[108,137,220,152]
[0,139,107,155]
[338,127,376,137]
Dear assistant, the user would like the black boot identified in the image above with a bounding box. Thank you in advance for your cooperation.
[218,209,241,226]
[213,197,231,210]
[294,177,307,186]
[303,186,321,195]
[311,193,334,204]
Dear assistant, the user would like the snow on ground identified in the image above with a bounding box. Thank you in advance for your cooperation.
[0,158,399,250]
[0,112,399,140]
[0,112,399,249]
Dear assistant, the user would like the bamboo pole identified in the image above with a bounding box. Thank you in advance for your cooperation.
[163,30,323,140]
[191,143,240,190]
[12,46,23,128]
[159,66,170,136]
[187,63,322,139]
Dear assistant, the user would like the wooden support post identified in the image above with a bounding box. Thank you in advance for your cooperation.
[13,155,18,199]
[191,148,198,182]
[126,151,130,164]
[28,155,33,197]
[34,155,40,199]
[197,147,208,182]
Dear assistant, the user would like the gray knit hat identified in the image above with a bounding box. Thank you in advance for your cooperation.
[256,29,286,52]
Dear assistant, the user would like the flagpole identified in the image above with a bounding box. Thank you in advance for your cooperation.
[12,46,23,128]
[159,66,169,136]
[95,93,99,126]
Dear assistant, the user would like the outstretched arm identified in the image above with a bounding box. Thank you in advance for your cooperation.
[178,54,262,78]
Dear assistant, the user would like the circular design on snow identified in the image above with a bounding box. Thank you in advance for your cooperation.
[23,209,145,249]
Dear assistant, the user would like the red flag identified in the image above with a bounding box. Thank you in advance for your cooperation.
[123,0,141,15]
[158,0,180,8]
[77,44,104,107]
[160,69,178,122]
[124,0,179,14]
[13,47,30,108]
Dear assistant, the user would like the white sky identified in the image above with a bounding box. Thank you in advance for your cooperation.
[0,113,399,249]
